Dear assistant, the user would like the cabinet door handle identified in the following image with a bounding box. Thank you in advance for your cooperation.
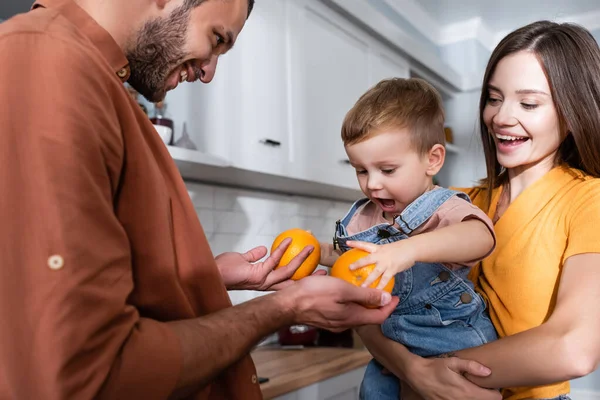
[340,159,351,165]
[260,139,282,147]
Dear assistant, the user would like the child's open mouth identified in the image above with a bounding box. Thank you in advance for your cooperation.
[376,198,396,212]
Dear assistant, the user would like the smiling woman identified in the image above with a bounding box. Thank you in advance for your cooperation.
[356,20,600,400]
[483,52,562,174]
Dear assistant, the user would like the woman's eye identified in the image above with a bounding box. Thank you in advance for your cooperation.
[381,169,396,175]
[487,97,501,105]
[356,170,367,175]
[521,103,538,110]
[215,33,224,46]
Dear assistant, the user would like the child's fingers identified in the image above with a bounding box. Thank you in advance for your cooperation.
[376,272,394,290]
[346,240,378,253]
[361,268,384,288]
[349,255,375,271]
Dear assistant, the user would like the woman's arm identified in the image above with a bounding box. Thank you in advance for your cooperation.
[356,254,600,398]
[455,253,600,388]
[355,325,501,400]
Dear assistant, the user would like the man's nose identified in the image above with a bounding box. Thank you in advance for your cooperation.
[200,55,219,83]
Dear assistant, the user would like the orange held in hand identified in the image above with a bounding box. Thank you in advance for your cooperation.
[271,228,321,280]
[331,248,395,293]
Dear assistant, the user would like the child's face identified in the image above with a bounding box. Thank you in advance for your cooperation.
[483,51,562,174]
[345,129,437,216]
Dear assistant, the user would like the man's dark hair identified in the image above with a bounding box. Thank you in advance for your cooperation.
[184,0,255,18]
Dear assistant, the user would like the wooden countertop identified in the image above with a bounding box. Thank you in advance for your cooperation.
[251,346,372,399]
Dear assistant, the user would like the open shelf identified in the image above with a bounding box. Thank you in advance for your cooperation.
[167,146,363,202]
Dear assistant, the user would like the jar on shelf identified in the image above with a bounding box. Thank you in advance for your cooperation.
[151,101,174,145]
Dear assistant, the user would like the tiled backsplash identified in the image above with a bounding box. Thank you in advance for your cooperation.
[185,181,354,305]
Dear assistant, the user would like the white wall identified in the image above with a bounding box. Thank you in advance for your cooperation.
[185,181,352,305]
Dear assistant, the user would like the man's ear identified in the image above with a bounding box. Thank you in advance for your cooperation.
[426,144,445,177]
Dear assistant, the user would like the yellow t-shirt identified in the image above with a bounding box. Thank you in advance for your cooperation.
[456,166,600,400]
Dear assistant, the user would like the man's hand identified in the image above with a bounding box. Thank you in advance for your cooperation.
[347,240,416,290]
[215,238,325,291]
[282,275,399,331]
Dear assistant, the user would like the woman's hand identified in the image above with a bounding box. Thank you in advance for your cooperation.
[356,325,500,400]
[404,356,501,400]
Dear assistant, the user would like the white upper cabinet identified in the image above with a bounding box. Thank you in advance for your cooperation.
[368,48,410,86]
[166,0,413,198]
[225,0,291,176]
[288,0,371,189]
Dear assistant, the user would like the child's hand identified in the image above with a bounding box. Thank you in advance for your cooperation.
[346,240,417,290]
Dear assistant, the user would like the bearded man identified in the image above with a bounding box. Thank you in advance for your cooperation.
[0,1,397,399]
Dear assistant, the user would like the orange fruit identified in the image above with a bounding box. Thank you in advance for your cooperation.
[331,248,395,293]
[271,228,321,280]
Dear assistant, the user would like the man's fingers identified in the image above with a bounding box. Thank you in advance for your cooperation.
[268,238,292,262]
[341,283,394,308]
[448,357,492,377]
[263,245,314,284]
[285,245,314,269]
[344,295,399,326]
[242,246,268,263]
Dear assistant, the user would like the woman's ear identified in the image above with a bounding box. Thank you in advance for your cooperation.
[426,144,446,177]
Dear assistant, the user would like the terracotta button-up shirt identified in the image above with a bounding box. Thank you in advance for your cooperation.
[0,1,261,399]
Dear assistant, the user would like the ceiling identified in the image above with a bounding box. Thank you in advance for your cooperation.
[417,0,600,32]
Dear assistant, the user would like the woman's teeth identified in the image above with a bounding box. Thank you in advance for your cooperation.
[496,134,524,141]
[180,70,188,83]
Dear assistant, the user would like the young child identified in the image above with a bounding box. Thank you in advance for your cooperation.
[319,78,498,399]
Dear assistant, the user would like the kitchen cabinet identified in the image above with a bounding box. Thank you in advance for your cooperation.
[166,0,416,199]
[287,0,370,190]
[252,347,371,400]
[272,366,366,400]
[288,0,410,190]
[369,48,410,86]
[167,0,291,176]
[224,0,291,176]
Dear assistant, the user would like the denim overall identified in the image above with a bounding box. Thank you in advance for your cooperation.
[334,188,499,400]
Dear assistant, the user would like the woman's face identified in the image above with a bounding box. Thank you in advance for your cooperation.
[483,51,563,174]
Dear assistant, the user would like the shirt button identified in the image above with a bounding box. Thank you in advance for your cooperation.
[438,271,450,282]
[47,255,64,270]
[460,293,473,304]
[425,304,432,309]
[117,68,128,78]
[251,374,257,384]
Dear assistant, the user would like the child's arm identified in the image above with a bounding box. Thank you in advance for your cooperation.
[319,242,342,267]
[348,218,495,290]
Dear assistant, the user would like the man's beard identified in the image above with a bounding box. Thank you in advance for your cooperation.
[125,5,191,102]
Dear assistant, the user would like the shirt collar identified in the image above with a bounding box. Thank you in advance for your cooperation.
[32,0,131,82]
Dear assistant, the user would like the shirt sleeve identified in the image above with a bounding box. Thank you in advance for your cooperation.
[0,34,181,399]
[564,179,600,259]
